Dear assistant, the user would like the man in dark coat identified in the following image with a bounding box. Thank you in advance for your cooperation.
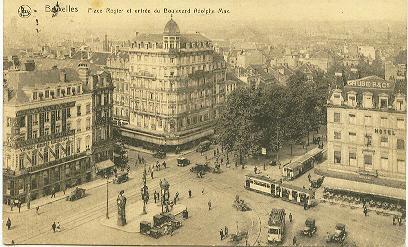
[6,218,11,230]
[52,222,56,233]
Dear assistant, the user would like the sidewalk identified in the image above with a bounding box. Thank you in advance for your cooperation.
[125,144,205,157]
[3,177,109,214]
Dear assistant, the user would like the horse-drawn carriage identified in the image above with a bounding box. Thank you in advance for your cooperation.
[233,195,251,211]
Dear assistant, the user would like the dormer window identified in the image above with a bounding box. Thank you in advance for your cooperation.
[379,94,389,109]
[39,92,44,99]
[45,90,49,98]
[347,92,357,107]
[362,92,373,108]
[33,92,38,100]
[380,98,388,109]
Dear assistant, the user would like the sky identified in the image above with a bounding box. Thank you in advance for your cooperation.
[4,0,407,36]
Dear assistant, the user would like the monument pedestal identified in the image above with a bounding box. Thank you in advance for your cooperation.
[100,200,187,233]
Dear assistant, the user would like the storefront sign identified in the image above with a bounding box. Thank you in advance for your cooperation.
[374,128,396,135]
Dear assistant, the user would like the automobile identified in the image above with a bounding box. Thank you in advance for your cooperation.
[153,150,166,159]
[310,176,325,188]
[66,187,86,201]
[113,172,129,184]
[302,218,317,237]
[326,223,346,243]
[177,157,191,167]
[190,163,211,177]
[195,141,211,153]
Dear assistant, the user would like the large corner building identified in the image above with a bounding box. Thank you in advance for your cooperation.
[326,76,406,185]
[3,64,114,204]
[108,18,231,150]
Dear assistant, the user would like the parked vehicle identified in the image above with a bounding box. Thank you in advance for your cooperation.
[113,172,129,184]
[177,157,191,167]
[66,187,86,201]
[310,176,325,188]
[196,141,211,153]
[302,218,317,237]
[153,150,166,159]
[326,223,346,243]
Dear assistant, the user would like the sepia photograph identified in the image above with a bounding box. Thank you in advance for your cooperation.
[2,0,407,246]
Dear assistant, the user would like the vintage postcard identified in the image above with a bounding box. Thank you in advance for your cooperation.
[2,0,406,246]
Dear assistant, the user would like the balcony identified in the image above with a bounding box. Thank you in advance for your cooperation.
[27,152,89,174]
[15,129,76,148]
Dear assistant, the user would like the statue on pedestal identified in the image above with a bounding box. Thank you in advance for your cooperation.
[117,190,127,226]
[160,179,170,213]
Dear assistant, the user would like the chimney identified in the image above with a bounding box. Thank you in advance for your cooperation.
[77,63,90,89]
[22,60,35,71]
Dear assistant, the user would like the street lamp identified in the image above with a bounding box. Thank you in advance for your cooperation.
[106,178,109,219]
[141,162,149,214]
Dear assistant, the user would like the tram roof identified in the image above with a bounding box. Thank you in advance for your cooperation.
[246,174,280,183]
[281,182,315,194]
[285,147,323,169]
[269,208,285,225]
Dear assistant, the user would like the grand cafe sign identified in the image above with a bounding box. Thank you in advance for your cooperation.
[347,80,392,89]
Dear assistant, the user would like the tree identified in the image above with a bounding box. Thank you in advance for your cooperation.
[216,87,263,164]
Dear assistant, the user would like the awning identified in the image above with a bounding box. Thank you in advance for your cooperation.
[324,177,406,200]
[95,160,115,171]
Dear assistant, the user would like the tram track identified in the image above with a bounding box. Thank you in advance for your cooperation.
[15,167,195,244]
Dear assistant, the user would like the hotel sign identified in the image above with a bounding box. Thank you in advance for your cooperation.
[347,80,391,89]
[374,128,396,135]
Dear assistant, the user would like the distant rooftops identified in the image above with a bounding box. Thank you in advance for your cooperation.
[7,68,80,89]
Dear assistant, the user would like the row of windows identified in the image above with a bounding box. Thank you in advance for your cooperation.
[8,105,91,129]
[31,84,82,101]
[333,151,405,173]
[333,112,405,128]
[333,131,405,149]
[16,139,90,169]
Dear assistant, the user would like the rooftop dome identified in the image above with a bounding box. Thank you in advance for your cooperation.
[163,18,180,35]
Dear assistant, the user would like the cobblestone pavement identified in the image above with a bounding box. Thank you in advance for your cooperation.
[3,143,405,246]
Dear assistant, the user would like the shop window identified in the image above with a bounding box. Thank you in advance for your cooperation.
[334,151,341,164]
[349,152,357,166]
[364,154,372,166]
[381,157,389,171]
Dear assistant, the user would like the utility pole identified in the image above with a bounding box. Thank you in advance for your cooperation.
[106,179,109,219]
